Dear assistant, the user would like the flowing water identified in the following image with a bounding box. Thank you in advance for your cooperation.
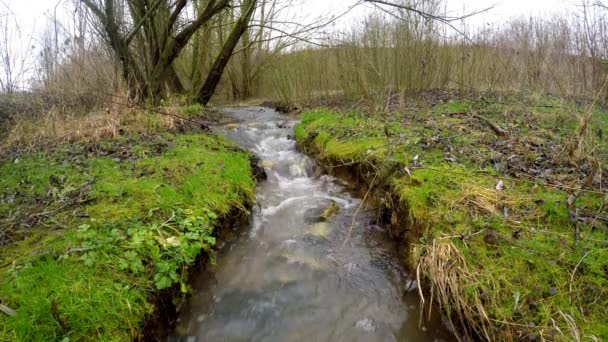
[170,107,453,342]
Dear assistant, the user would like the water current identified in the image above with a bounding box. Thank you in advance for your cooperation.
[170,107,453,342]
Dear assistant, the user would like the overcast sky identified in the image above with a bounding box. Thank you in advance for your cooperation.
[2,0,582,37]
[0,0,585,88]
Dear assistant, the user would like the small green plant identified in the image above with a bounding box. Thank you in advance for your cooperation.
[75,208,218,292]
[0,127,255,341]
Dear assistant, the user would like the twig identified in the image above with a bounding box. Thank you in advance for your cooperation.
[569,251,593,300]
[0,304,16,316]
[471,113,509,137]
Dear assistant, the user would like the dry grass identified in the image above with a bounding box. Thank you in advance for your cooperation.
[0,102,195,155]
[416,238,601,342]
[456,185,537,221]
[415,239,495,341]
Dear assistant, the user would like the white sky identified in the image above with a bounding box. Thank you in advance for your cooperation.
[297,0,582,28]
[0,0,585,88]
[2,0,583,36]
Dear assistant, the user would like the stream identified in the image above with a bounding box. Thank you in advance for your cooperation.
[170,107,453,341]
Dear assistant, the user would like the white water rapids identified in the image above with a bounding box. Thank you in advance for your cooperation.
[169,107,453,342]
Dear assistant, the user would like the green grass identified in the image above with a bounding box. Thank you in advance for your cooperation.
[1,259,149,341]
[179,103,204,116]
[295,95,608,341]
[0,132,255,341]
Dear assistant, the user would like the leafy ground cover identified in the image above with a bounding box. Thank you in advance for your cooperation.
[0,119,255,340]
[295,91,608,341]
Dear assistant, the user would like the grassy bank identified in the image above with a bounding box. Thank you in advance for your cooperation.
[0,108,256,340]
[294,93,607,341]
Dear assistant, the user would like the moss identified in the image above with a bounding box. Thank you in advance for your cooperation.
[295,101,608,341]
[1,259,149,341]
[0,131,255,341]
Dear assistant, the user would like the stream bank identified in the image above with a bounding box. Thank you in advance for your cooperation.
[0,120,259,341]
[169,106,454,341]
[294,96,608,341]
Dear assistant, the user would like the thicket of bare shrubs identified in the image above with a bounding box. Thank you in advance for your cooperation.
[1,0,608,151]
[258,1,608,103]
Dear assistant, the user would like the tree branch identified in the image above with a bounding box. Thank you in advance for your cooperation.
[173,0,230,49]
[80,0,105,21]
[362,0,493,23]
[168,0,188,29]
[125,0,164,45]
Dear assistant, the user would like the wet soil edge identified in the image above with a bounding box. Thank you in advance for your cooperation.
[296,139,467,341]
[140,156,265,342]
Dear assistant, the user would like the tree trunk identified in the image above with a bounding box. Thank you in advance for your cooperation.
[240,28,252,99]
[82,0,230,103]
[197,0,257,105]
[166,64,186,94]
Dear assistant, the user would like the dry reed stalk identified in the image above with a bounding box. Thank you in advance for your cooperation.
[417,238,495,341]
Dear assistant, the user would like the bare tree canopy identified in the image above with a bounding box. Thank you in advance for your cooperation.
[80,0,232,101]
[362,0,493,24]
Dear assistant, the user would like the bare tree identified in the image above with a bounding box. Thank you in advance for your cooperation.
[197,0,257,104]
[0,1,35,94]
[80,0,231,101]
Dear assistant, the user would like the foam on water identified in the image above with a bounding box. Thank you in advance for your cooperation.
[170,107,453,342]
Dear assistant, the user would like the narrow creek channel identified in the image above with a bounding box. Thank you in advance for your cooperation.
[170,107,454,341]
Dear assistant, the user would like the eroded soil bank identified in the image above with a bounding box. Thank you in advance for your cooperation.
[0,110,259,341]
[293,91,608,341]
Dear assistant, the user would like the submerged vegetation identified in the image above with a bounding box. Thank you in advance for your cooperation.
[295,92,608,341]
[0,114,256,340]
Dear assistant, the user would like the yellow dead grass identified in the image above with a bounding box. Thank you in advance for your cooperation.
[1,103,184,154]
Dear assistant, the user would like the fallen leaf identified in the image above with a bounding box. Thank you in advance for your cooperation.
[496,180,505,191]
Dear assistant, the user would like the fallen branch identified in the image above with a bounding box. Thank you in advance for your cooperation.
[471,113,509,137]
[449,110,509,137]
